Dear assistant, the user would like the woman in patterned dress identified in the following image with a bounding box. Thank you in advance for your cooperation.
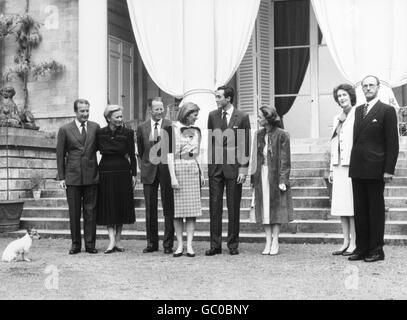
[167,102,205,257]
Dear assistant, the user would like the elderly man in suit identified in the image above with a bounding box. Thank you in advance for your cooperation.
[56,99,100,254]
[206,86,251,256]
[136,98,174,254]
[348,75,399,262]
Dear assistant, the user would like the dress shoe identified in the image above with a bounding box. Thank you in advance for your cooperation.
[164,248,173,254]
[113,246,125,253]
[104,248,115,254]
[332,246,349,256]
[186,252,195,257]
[142,246,158,253]
[348,252,366,261]
[364,252,385,263]
[69,248,80,255]
[85,248,98,254]
[173,250,184,258]
[205,248,222,256]
[229,248,239,255]
[342,248,356,256]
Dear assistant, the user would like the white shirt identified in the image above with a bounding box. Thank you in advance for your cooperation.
[75,119,87,134]
[150,118,163,137]
[365,97,379,115]
[222,105,234,126]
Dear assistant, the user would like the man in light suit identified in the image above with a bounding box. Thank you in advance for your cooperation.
[348,75,399,262]
[56,99,100,254]
[206,86,251,256]
[136,98,174,254]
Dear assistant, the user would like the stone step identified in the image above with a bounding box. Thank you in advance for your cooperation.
[19,217,407,235]
[5,228,407,245]
[23,195,331,209]
[23,207,335,221]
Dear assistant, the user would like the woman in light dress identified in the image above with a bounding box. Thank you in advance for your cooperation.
[329,84,357,256]
[167,102,205,257]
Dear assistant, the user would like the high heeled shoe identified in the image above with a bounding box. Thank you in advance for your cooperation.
[332,246,349,256]
[104,248,115,254]
[113,246,125,252]
[173,250,184,258]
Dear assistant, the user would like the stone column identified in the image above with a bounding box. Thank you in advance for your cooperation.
[78,0,108,126]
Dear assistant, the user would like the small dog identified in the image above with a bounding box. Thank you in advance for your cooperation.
[1,228,41,262]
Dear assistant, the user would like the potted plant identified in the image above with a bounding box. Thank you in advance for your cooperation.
[30,173,44,200]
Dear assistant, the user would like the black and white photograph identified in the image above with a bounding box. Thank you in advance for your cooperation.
[1,0,407,307]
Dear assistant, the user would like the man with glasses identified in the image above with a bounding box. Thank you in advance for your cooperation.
[348,75,399,262]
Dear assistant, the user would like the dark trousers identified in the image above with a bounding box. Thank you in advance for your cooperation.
[351,178,385,255]
[143,167,174,249]
[209,171,242,250]
[66,185,98,250]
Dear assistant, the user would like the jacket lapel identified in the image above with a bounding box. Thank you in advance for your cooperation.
[70,121,83,145]
[354,101,381,140]
[228,109,238,129]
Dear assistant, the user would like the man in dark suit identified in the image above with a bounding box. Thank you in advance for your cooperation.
[136,98,174,254]
[348,75,399,262]
[205,86,251,256]
[56,99,100,254]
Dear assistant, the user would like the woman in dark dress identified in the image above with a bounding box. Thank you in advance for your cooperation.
[251,106,293,256]
[97,105,137,254]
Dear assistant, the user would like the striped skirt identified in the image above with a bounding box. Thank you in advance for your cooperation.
[173,159,202,218]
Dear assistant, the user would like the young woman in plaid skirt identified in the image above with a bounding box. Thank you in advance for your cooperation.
[167,102,205,257]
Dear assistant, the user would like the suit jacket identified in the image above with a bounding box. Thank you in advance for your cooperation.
[56,120,100,186]
[207,107,251,179]
[136,118,172,184]
[349,100,399,179]
[329,107,355,171]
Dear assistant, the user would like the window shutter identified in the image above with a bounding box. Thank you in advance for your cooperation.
[237,0,273,120]
[237,32,257,115]
[256,0,273,110]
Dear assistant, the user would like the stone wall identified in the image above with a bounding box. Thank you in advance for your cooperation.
[1,0,79,132]
[0,127,57,200]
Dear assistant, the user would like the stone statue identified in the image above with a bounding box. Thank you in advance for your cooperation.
[0,86,38,129]
[0,86,21,127]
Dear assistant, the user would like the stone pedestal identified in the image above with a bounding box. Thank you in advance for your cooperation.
[0,127,57,200]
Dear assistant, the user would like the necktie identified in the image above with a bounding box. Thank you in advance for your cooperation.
[362,103,369,119]
[221,111,228,131]
[81,122,87,142]
[153,121,159,142]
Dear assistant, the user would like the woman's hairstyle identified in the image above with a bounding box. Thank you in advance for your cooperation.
[177,102,200,125]
[333,84,357,107]
[103,104,123,122]
[259,105,281,126]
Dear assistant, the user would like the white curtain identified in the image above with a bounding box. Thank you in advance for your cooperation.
[311,0,407,105]
[126,0,260,129]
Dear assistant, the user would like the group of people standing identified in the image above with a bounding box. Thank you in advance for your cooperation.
[56,75,399,262]
[329,75,399,263]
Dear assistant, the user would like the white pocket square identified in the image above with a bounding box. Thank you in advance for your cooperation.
[372,119,378,122]
[233,126,239,129]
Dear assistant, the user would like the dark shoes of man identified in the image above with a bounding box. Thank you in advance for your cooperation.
[69,248,80,255]
[205,248,222,256]
[364,252,385,262]
[142,246,158,253]
[348,250,385,262]
[229,248,239,255]
[85,248,98,254]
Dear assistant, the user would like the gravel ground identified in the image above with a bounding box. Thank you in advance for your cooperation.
[1,238,407,300]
